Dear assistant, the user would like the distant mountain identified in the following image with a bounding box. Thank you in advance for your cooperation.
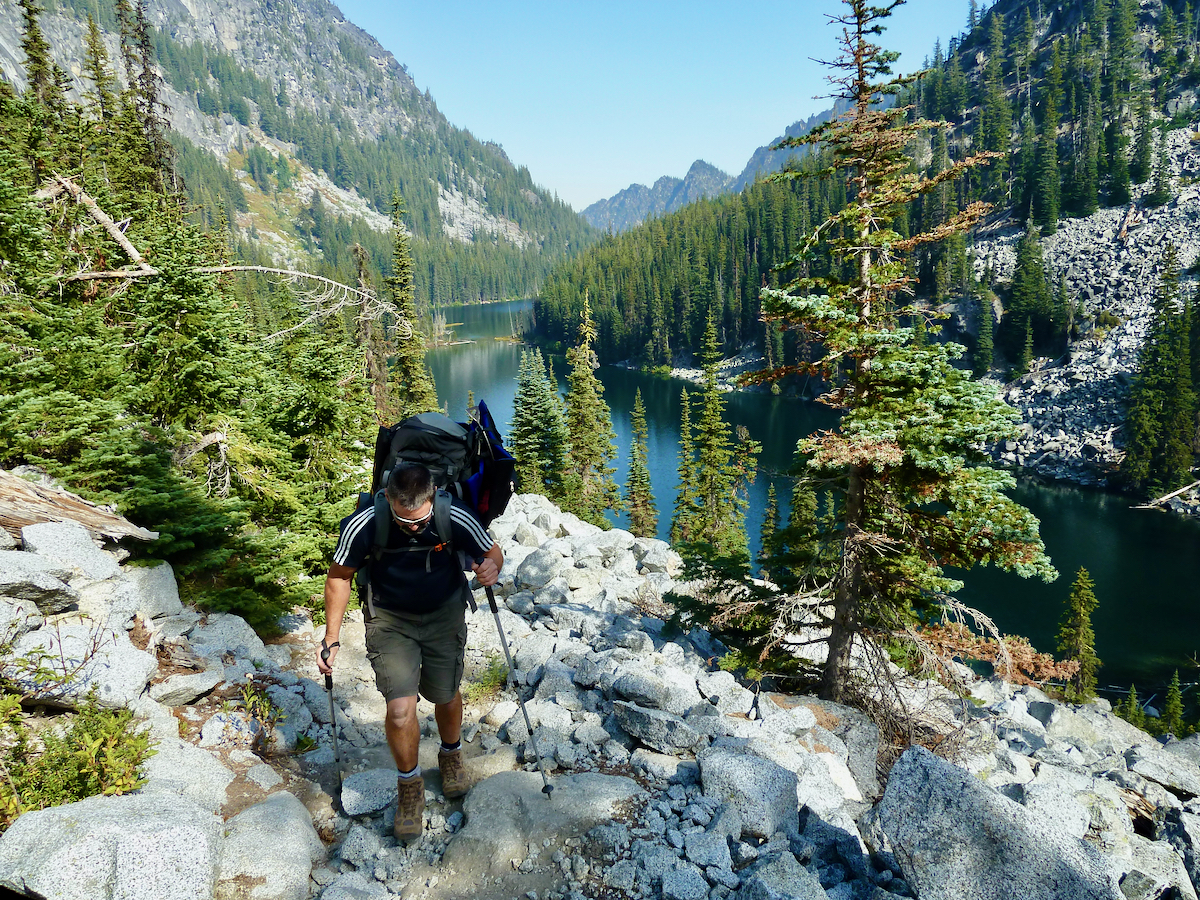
[581,104,845,232]
[0,0,595,305]
[582,160,734,232]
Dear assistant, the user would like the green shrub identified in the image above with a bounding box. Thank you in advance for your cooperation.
[462,654,509,704]
[0,695,155,832]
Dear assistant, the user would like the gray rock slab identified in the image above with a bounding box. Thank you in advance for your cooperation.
[736,851,830,899]
[246,764,283,791]
[319,871,389,899]
[700,746,800,839]
[140,737,236,813]
[20,521,120,582]
[1157,808,1200,889]
[663,862,710,900]
[685,830,733,869]
[0,529,14,551]
[215,792,323,900]
[876,745,1123,900]
[1120,833,1198,900]
[614,700,704,753]
[123,562,184,618]
[149,667,223,707]
[0,554,78,613]
[188,612,267,661]
[1127,745,1200,798]
[0,598,43,638]
[781,696,881,801]
[0,792,221,900]
[514,547,570,591]
[631,748,700,784]
[341,768,398,816]
[443,770,643,876]
[14,623,156,707]
[613,662,702,716]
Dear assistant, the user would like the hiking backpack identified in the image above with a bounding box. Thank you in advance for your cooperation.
[353,401,516,616]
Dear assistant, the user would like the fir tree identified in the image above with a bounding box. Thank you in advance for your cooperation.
[671,389,698,544]
[385,193,439,420]
[1116,684,1146,729]
[625,388,657,537]
[1144,127,1173,208]
[754,0,1053,700]
[510,349,548,492]
[562,294,621,526]
[18,0,64,110]
[688,315,758,557]
[82,14,117,125]
[1162,670,1187,738]
[1131,95,1154,185]
[1056,567,1101,702]
[975,292,995,376]
[759,483,780,578]
[1123,244,1198,494]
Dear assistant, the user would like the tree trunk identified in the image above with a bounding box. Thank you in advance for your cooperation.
[821,465,865,702]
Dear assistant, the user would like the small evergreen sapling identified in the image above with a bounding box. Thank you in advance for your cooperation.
[1056,567,1101,702]
[624,388,657,538]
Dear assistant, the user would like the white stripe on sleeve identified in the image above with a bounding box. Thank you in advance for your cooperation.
[333,507,374,566]
[449,506,492,551]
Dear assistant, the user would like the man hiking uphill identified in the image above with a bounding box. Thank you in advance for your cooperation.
[317,462,504,841]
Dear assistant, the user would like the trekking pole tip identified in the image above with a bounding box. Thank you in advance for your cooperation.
[542,783,554,799]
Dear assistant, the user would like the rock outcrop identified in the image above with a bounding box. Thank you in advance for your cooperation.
[2,492,1199,900]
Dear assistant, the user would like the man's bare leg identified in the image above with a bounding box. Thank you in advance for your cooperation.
[384,695,420,772]
[433,691,462,746]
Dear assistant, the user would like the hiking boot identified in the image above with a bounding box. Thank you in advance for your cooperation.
[394,774,424,841]
[438,747,470,799]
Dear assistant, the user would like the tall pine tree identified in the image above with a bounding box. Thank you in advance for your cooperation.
[562,295,621,525]
[756,0,1054,701]
[625,388,657,537]
[385,193,439,421]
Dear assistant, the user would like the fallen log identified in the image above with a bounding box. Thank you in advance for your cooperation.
[0,469,158,543]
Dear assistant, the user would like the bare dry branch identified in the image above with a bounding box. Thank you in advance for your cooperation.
[36,175,156,275]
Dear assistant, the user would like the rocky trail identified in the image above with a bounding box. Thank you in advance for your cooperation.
[3,491,1200,900]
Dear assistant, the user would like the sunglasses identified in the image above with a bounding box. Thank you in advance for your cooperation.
[391,504,433,526]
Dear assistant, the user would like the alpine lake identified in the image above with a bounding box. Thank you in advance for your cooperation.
[427,299,1200,704]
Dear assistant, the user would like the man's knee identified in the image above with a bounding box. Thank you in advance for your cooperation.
[385,696,418,728]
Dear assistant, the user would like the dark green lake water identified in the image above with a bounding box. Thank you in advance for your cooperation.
[428,300,1200,700]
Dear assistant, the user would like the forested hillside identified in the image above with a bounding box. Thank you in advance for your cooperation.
[0,0,596,310]
[534,0,1200,373]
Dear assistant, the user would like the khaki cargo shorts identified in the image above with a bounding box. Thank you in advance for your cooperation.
[363,589,468,704]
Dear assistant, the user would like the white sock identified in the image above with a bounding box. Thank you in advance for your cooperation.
[398,765,419,780]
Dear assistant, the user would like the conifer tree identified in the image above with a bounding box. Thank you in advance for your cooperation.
[1131,95,1154,185]
[759,483,779,578]
[687,315,758,557]
[562,295,621,526]
[1033,43,1062,232]
[1057,567,1101,702]
[671,389,698,544]
[754,0,1053,700]
[1145,127,1173,208]
[1116,685,1146,729]
[1163,670,1187,738]
[82,14,117,125]
[625,388,657,538]
[1123,245,1198,494]
[510,349,548,491]
[1109,135,1132,206]
[18,0,64,110]
[981,11,1012,190]
[385,193,439,420]
[975,292,995,376]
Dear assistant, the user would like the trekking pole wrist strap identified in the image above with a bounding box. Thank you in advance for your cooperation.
[321,640,340,651]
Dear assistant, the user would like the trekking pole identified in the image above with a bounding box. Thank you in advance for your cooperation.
[320,642,345,799]
[483,580,553,799]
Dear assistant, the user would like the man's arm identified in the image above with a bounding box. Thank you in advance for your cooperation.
[317,563,355,673]
[471,542,504,587]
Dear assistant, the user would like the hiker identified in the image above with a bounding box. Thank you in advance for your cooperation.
[317,462,504,840]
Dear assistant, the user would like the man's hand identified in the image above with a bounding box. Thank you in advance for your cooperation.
[472,556,499,587]
[316,639,340,674]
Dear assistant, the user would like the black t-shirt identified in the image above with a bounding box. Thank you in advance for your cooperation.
[333,497,493,613]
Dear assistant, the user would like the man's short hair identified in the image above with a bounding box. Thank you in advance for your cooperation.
[385,463,436,509]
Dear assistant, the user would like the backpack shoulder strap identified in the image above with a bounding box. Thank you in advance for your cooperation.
[371,489,391,560]
[432,490,453,555]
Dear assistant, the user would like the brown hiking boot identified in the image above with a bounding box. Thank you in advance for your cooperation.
[394,774,424,841]
[438,747,470,799]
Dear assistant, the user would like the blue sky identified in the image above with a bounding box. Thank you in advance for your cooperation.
[332,0,974,211]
